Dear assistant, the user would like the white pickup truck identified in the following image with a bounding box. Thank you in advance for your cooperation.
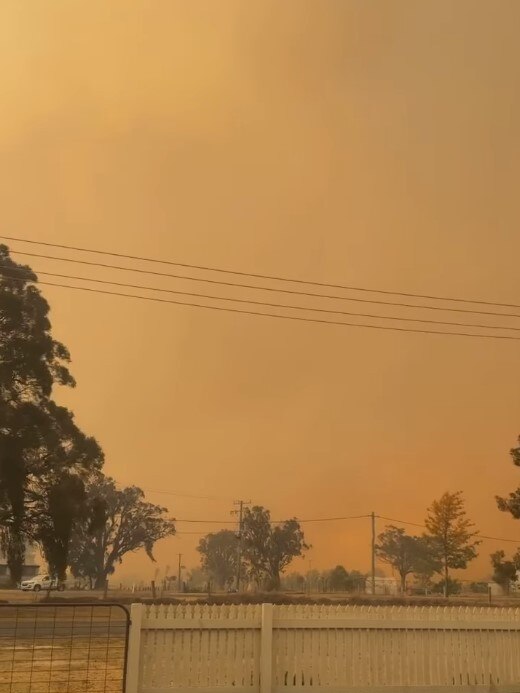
[19,574,66,592]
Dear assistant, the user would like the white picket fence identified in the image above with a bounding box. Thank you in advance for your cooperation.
[126,603,520,693]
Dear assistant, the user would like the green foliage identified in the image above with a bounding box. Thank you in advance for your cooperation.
[69,475,175,589]
[241,506,309,591]
[32,473,87,581]
[509,436,520,468]
[425,491,480,596]
[327,565,351,591]
[284,567,365,593]
[197,530,239,589]
[186,567,209,592]
[304,569,322,592]
[281,572,306,591]
[0,246,103,583]
[432,578,462,595]
[497,487,520,519]
[490,550,520,593]
[495,436,520,594]
[494,440,520,592]
[199,508,308,592]
[375,526,441,593]
[325,566,365,592]
[347,570,367,592]
[469,582,489,594]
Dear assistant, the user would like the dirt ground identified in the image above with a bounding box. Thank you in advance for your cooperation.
[0,636,125,693]
[0,603,127,693]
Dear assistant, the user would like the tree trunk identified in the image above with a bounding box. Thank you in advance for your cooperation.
[444,555,449,598]
[94,558,108,590]
[267,570,281,592]
[400,572,407,595]
[92,533,107,590]
[94,573,107,590]
[7,532,24,586]
[1,447,26,586]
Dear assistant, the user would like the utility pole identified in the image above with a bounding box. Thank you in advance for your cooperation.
[177,553,183,594]
[232,500,251,592]
[371,512,376,596]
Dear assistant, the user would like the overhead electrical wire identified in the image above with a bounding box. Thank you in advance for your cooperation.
[376,515,520,544]
[2,234,520,311]
[376,515,425,528]
[171,519,235,525]
[2,265,520,334]
[172,512,520,544]
[2,237,518,541]
[293,514,371,523]
[7,249,520,321]
[174,514,371,525]
[3,276,520,341]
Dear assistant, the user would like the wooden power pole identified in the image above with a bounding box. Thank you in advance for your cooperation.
[177,553,182,593]
[232,500,251,592]
[371,512,376,595]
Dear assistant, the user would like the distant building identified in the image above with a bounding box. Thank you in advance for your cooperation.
[365,576,400,595]
[0,544,40,586]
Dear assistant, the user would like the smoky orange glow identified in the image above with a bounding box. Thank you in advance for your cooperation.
[1,0,520,585]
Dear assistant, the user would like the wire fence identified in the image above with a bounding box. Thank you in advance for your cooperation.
[0,603,129,693]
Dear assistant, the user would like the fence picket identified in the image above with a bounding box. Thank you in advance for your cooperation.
[130,602,520,692]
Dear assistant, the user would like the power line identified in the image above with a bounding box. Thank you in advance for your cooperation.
[171,511,520,545]
[175,519,236,524]
[101,503,520,544]
[376,515,520,544]
[4,276,520,342]
[377,515,425,528]
[3,265,520,333]
[3,234,520,311]
[174,514,369,525]
[8,249,520,321]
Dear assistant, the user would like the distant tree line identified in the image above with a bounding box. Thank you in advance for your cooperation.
[0,246,175,586]
[196,486,520,598]
[281,566,366,593]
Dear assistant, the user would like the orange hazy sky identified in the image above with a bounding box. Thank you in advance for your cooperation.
[2,0,520,584]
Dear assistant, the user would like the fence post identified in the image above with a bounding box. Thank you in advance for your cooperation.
[126,603,144,693]
[260,603,273,693]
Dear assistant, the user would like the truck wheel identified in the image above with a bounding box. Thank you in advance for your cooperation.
[57,584,65,592]
[33,585,41,592]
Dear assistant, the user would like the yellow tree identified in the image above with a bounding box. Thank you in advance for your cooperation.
[425,491,480,597]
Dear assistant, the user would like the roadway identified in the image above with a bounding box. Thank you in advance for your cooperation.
[0,617,127,639]
[0,599,128,639]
